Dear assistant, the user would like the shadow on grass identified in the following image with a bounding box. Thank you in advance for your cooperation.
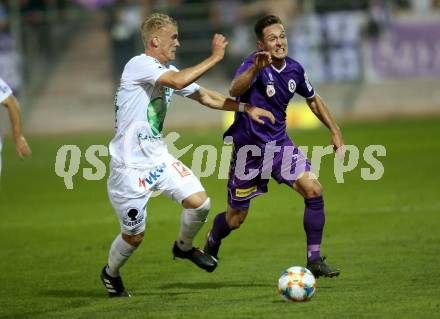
[134,291,196,297]
[10,293,99,319]
[42,289,106,298]
[42,283,331,299]
[159,281,273,290]
[42,288,195,299]
[313,285,335,289]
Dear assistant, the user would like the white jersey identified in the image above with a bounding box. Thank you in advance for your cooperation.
[109,54,200,168]
[0,77,13,103]
[0,77,12,176]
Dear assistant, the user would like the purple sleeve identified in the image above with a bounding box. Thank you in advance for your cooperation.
[295,65,315,99]
[234,53,256,77]
[232,54,258,94]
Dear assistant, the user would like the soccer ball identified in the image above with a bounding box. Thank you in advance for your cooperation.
[277,266,317,302]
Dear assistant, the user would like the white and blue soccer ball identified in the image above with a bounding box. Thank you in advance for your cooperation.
[277,266,317,302]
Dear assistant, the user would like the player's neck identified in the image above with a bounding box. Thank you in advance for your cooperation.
[271,59,285,71]
[145,49,168,65]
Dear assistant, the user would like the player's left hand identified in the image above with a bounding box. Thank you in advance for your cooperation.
[211,33,228,62]
[331,130,345,160]
[15,135,32,159]
[253,51,272,70]
[245,105,276,125]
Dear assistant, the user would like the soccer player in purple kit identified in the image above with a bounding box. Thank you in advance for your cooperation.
[204,15,345,278]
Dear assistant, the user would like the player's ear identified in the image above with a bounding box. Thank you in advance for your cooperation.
[152,36,159,48]
[257,40,264,50]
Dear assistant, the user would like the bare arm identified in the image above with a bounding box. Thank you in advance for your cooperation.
[187,87,275,125]
[306,94,344,152]
[229,51,272,97]
[157,34,228,90]
[2,95,32,158]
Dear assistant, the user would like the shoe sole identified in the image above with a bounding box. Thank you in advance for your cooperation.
[316,271,340,278]
[173,255,218,273]
[205,260,218,273]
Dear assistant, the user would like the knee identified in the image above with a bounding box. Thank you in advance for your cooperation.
[304,182,323,199]
[122,232,144,247]
[182,191,210,210]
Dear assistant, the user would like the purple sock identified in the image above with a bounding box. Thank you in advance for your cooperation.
[208,212,231,244]
[303,196,325,262]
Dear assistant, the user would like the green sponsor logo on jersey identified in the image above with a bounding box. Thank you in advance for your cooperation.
[147,97,167,136]
[147,86,172,136]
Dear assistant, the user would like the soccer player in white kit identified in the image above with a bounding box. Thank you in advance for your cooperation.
[0,77,32,176]
[101,13,275,297]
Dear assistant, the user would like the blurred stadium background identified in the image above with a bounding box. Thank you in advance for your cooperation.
[0,0,439,134]
[1,2,440,318]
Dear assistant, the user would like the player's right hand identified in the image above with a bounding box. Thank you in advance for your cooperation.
[331,130,345,161]
[253,51,272,70]
[211,33,228,62]
[245,105,276,125]
[15,135,32,159]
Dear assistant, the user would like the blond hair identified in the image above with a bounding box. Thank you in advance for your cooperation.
[140,13,177,48]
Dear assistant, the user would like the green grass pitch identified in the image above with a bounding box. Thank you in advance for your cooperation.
[0,118,439,318]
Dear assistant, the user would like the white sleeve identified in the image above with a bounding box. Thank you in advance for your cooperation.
[169,65,200,97]
[175,82,200,97]
[124,56,172,86]
[0,78,12,103]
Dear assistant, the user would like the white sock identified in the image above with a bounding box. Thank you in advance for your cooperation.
[176,198,211,251]
[106,234,136,277]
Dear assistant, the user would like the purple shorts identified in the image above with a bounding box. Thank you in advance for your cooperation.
[227,136,311,209]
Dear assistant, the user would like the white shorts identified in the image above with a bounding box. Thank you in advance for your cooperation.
[107,153,205,235]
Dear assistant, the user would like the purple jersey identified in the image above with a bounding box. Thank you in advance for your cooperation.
[225,52,315,145]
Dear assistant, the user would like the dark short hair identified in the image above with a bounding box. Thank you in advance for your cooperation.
[254,15,283,40]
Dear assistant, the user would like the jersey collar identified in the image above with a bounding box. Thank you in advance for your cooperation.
[270,60,286,73]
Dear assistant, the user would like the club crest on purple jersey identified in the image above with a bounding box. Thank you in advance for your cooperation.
[288,79,296,93]
[266,80,275,97]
